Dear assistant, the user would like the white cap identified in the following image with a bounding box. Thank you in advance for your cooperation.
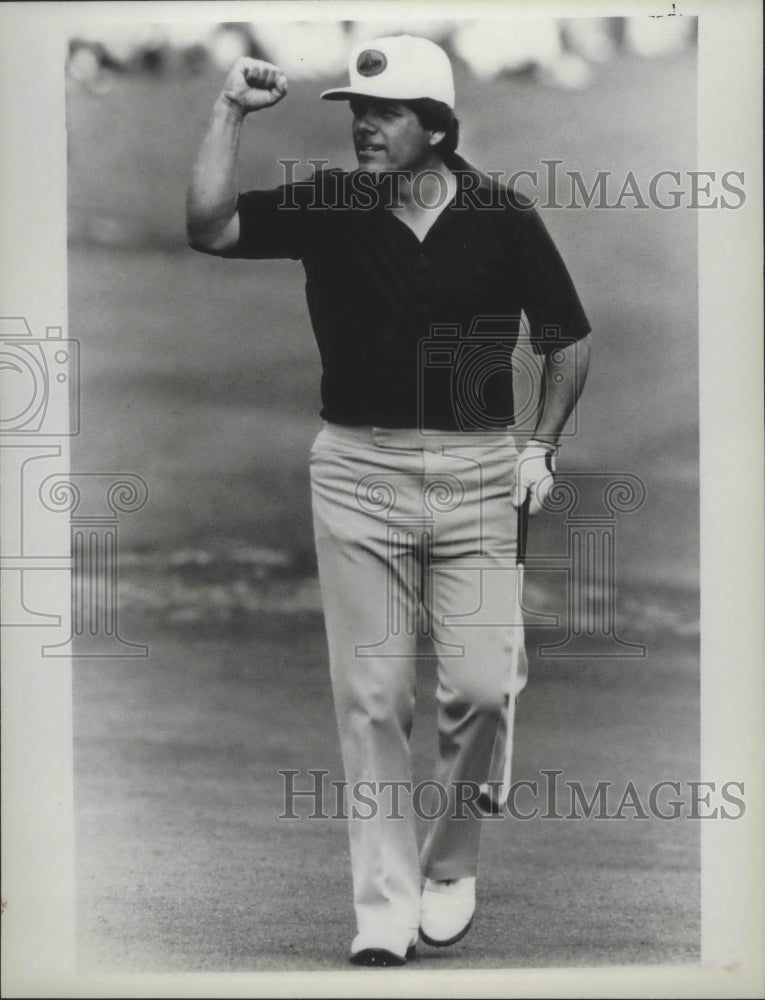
[321,35,455,108]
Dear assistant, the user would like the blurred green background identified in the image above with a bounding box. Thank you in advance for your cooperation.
[67,33,698,634]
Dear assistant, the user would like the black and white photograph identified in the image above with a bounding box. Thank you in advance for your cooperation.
[1,1,763,996]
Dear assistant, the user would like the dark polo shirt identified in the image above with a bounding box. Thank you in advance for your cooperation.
[235,155,591,430]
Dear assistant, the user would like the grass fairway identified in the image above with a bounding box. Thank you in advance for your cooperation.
[75,619,698,972]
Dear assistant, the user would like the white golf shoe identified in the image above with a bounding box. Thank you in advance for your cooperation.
[419,876,476,947]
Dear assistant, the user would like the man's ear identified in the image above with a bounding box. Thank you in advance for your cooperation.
[428,130,446,148]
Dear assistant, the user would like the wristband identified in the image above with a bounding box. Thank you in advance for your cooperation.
[527,439,559,454]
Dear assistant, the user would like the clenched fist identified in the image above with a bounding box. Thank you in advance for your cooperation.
[220,57,288,115]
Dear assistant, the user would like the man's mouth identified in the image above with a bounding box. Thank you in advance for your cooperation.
[356,144,386,156]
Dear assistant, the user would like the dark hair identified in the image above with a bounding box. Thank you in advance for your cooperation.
[405,98,460,159]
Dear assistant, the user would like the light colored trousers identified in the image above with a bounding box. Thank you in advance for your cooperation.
[310,423,527,954]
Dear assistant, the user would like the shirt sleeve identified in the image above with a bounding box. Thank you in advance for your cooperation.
[507,195,592,354]
[234,184,310,260]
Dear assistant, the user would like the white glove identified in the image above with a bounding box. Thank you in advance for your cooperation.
[511,443,557,516]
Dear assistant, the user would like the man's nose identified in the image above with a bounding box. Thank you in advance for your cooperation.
[355,111,378,134]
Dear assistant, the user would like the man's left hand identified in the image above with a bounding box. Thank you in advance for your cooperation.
[511,444,556,516]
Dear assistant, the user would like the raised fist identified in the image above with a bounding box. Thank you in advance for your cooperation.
[220,57,288,114]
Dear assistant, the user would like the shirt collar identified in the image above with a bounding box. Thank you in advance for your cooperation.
[344,154,495,194]
[444,153,499,193]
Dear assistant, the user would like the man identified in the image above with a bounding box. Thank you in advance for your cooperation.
[187,34,591,967]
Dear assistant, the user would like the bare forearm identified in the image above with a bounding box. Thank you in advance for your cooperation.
[186,97,245,252]
[186,58,288,254]
[532,333,591,447]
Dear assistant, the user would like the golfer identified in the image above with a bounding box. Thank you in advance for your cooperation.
[187,34,591,967]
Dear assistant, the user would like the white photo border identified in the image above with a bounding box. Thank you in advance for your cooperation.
[1,0,762,996]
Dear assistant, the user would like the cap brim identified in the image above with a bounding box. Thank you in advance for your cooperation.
[320,86,367,101]
[321,85,454,108]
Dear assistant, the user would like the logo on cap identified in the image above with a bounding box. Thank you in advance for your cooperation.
[357,49,387,77]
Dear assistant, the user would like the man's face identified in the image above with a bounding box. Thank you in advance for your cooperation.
[350,97,438,173]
